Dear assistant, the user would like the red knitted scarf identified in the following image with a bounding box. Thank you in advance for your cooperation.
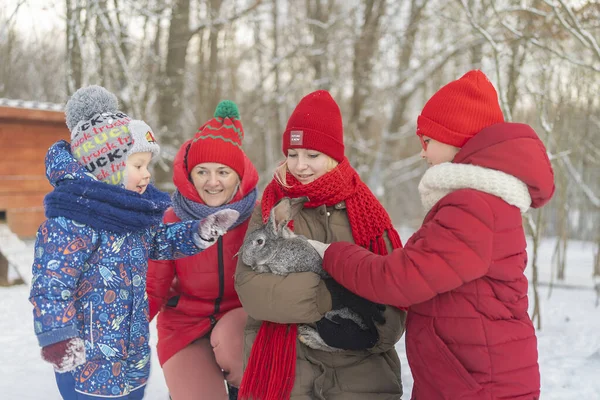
[238,158,402,400]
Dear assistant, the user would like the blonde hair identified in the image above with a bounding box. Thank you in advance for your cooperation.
[274,155,339,187]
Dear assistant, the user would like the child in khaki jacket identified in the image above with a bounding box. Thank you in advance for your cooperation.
[236,90,407,400]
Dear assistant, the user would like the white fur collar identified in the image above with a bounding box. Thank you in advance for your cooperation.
[418,163,532,214]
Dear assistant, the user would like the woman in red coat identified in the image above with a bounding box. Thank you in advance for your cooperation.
[309,70,555,399]
[147,101,259,400]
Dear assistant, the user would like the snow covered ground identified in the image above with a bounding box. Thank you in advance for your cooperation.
[0,234,597,399]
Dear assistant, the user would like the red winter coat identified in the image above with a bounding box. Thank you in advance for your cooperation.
[146,138,259,366]
[323,123,554,400]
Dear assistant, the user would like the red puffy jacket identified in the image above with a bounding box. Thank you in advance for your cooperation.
[323,123,554,400]
[147,138,258,366]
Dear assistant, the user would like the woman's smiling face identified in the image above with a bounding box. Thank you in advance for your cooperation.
[190,162,240,206]
[286,148,335,184]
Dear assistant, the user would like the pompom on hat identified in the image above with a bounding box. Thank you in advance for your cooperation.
[185,100,246,177]
[417,70,505,148]
[66,85,160,186]
[282,90,345,162]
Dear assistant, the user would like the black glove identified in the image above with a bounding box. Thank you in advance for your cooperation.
[166,295,180,307]
[316,315,379,350]
[324,278,386,325]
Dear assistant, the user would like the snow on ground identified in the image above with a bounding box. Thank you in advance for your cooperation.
[0,234,597,399]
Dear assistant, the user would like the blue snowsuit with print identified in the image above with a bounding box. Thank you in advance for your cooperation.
[30,141,205,399]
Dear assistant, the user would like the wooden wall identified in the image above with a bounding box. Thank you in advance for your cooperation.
[0,106,69,238]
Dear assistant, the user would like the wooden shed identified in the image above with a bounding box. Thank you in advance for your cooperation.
[0,99,68,239]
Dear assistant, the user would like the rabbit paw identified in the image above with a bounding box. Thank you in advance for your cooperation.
[327,308,368,330]
[297,325,342,353]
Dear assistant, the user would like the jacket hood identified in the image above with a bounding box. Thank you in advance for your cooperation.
[172,138,259,204]
[45,140,97,187]
[453,123,555,208]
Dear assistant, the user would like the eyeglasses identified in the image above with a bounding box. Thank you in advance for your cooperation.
[417,134,429,151]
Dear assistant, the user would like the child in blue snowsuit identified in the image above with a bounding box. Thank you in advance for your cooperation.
[29,86,239,400]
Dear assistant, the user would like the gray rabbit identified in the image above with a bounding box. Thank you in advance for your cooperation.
[240,196,367,352]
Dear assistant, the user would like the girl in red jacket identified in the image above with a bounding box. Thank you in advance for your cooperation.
[147,101,259,400]
[309,70,555,400]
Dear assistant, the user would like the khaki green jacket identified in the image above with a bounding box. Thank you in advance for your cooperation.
[235,201,406,399]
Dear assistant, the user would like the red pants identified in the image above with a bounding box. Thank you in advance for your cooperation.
[162,308,246,400]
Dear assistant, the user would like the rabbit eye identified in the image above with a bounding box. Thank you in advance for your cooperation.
[256,238,264,245]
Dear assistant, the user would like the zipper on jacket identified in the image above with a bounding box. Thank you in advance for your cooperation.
[89,300,94,347]
[212,236,225,320]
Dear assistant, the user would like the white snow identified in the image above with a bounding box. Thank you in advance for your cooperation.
[0,233,598,399]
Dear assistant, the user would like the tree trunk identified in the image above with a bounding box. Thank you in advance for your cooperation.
[306,0,333,90]
[346,0,386,165]
[349,0,386,135]
[96,0,108,87]
[0,252,9,287]
[206,0,224,116]
[66,0,83,94]
[269,0,281,172]
[527,210,545,330]
[387,0,427,135]
[155,0,191,188]
[505,39,527,117]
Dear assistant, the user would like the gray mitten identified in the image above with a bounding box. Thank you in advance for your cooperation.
[194,209,240,248]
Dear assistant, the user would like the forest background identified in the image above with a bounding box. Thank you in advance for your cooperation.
[2,0,599,321]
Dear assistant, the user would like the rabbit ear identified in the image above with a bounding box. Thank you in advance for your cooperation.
[269,198,292,234]
[268,197,308,234]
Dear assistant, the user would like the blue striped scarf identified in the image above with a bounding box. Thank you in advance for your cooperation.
[171,187,257,229]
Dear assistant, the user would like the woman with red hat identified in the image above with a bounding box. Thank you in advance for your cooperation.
[309,70,555,399]
[147,100,259,400]
[235,90,407,399]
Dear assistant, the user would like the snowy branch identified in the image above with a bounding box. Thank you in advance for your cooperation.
[459,0,513,121]
[188,0,263,38]
[557,155,600,208]
[0,0,26,38]
[553,0,600,61]
[91,0,140,115]
[538,108,600,209]
[499,1,600,72]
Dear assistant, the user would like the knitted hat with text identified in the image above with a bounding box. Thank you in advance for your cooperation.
[66,85,160,186]
[282,90,345,162]
[186,100,245,177]
[417,70,505,148]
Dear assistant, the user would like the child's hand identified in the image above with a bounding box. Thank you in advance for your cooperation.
[324,278,386,326]
[195,209,240,248]
[41,337,86,373]
[316,314,379,350]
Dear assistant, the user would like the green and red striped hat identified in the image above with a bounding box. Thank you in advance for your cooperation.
[186,100,245,177]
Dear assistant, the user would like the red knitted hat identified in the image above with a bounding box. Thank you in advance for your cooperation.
[186,100,245,176]
[282,90,345,162]
[417,70,504,148]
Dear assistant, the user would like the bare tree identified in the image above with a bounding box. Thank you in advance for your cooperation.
[66,0,83,93]
[346,0,386,161]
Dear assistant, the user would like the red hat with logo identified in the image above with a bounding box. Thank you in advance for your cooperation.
[282,90,345,162]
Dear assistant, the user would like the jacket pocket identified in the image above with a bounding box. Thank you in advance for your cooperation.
[85,289,131,361]
[409,319,481,397]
